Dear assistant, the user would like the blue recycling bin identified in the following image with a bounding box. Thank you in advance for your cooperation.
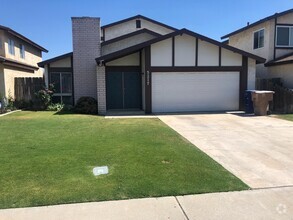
[244,90,255,114]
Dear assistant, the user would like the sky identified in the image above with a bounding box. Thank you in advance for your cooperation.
[1,0,292,60]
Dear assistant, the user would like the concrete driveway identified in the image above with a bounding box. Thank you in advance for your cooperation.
[158,113,293,188]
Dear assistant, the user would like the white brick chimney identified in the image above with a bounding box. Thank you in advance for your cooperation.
[72,17,101,102]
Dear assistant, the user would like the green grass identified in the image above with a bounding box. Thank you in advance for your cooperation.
[276,114,293,122]
[0,111,248,209]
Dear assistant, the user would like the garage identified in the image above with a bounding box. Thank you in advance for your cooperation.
[152,72,240,112]
[96,29,265,114]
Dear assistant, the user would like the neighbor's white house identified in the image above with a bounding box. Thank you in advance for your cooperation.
[38,15,265,115]
[222,8,293,88]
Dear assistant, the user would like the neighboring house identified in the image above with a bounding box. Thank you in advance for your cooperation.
[221,8,293,88]
[38,15,265,115]
[0,25,48,99]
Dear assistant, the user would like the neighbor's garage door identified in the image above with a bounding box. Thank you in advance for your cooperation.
[152,72,240,113]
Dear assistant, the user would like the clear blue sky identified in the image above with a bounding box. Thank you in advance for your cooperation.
[1,0,292,60]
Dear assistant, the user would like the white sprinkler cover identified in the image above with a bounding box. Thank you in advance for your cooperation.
[93,166,109,176]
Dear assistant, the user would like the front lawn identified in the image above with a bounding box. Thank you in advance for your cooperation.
[276,114,293,122]
[0,111,247,209]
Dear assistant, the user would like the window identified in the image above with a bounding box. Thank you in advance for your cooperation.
[49,72,73,105]
[253,29,264,49]
[276,26,293,47]
[19,44,25,59]
[0,38,2,49]
[136,20,141,28]
[8,39,15,55]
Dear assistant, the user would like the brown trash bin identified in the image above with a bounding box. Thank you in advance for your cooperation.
[251,91,275,116]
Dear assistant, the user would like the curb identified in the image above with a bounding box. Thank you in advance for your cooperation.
[0,110,21,117]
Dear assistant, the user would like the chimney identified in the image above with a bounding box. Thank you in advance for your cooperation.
[72,17,101,103]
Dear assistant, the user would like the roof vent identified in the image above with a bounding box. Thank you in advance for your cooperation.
[247,22,250,26]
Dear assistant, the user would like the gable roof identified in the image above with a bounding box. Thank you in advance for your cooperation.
[265,51,293,67]
[221,8,293,39]
[101,28,162,46]
[101,14,178,31]
[96,28,266,64]
[38,52,73,67]
[0,25,48,52]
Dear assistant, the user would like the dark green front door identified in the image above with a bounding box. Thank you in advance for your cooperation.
[106,72,142,110]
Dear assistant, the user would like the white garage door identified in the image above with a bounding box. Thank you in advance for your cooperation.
[152,72,240,113]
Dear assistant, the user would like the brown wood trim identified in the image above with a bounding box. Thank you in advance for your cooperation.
[145,46,151,114]
[70,56,75,105]
[265,60,293,67]
[172,37,175,66]
[101,29,161,46]
[105,66,141,72]
[276,23,293,26]
[195,38,198,66]
[38,52,73,67]
[96,29,266,64]
[219,47,222,66]
[239,56,248,110]
[150,66,243,72]
[275,46,293,49]
[274,18,277,59]
[49,67,72,72]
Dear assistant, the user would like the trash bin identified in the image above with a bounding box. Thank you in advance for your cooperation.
[244,90,255,114]
[251,91,275,116]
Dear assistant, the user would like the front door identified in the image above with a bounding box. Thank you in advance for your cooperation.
[106,72,142,110]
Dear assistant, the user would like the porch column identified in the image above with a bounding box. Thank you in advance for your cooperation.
[97,65,106,115]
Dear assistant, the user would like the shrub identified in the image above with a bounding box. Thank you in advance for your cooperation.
[47,103,64,111]
[74,97,97,114]
[34,84,54,110]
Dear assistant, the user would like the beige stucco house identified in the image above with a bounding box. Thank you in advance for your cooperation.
[0,25,48,99]
[222,8,293,88]
[39,15,265,115]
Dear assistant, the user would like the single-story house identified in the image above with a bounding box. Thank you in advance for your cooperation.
[38,15,265,115]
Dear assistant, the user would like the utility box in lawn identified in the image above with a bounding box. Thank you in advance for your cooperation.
[251,91,275,116]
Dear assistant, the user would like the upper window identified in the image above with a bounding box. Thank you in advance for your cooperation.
[19,44,25,59]
[253,29,264,49]
[8,39,15,55]
[136,20,141,28]
[276,26,293,47]
[0,38,2,49]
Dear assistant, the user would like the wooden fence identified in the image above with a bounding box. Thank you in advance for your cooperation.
[14,77,44,101]
[256,78,293,113]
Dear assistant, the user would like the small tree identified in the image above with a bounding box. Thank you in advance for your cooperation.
[34,84,54,110]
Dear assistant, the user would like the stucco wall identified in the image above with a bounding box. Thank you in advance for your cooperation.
[103,18,174,41]
[221,48,242,66]
[267,64,293,88]
[0,64,5,97]
[0,30,4,57]
[151,38,172,66]
[3,32,42,67]
[102,32,157,55]
[247,58,256,90]
[174,34,196,66]
[3,66,43,98]
[50,57,72,68]
[106,52,140,66]
[150,34,248,68]
[228,20,274,61]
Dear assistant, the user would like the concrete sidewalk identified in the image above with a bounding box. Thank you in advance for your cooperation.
[0,187,292,220]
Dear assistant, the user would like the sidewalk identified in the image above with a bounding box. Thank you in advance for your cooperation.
[0,187,292,220]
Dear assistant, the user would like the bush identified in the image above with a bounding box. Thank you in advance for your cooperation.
[34,84,54,110]
[74,97,97,114]
[47,103,64,111]
[14,100,33,110]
